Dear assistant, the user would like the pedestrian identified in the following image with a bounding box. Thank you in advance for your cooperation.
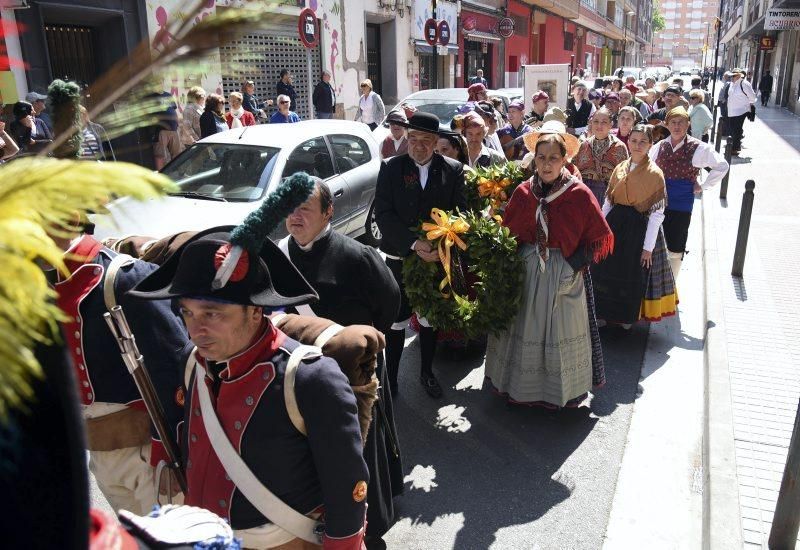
[593,123,676,328]
[688,77,712,110]
[612,105,642,150]
[225,92,256,128]
[128,215,370,548]
[50,228,187,515]
[9,100,53,155]
[588,88,604,111]
[241,80,271,122]
[270,94,301,123]
[180,86,205,146]
[462,111,506,168]
[497,99,533,161]
[199,93,228,137]
[0,119,20,162]
[435,130,469,164]
[280,179,404,550]
[374,112,467,398]
[649,106,729,280]
[470,68,488,87]
[758,70,773,107]
[79,105,115,161]
[647,84,682,124]
[354,79,385,131]
[25,91,53,133]
[611,78,624,93]
[602,92,621,127]
[565,81,595,136]
[574,107,629,205]
[725,68,756,155]
[485,130,613,410]
[276,69,297,114]
[151,91,183,170]
[688,90,713,142]
[526,90,550,127]
[380,110,408,159]
[313,70,336,119]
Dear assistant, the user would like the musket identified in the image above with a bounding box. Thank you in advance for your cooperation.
[104,305,188,493]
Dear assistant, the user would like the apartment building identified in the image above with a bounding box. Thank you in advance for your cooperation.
[649,0,720,67]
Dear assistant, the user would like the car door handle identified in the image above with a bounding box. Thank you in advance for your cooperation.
[334,189,344,197]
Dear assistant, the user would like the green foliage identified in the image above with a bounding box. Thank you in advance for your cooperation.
[47,79,82,159]
[464,162,526,213]
[402,211,524,339]
[652,1,666,33]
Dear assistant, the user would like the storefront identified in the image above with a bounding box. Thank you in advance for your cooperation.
[412,0,459,90]
[504,0,533,87]
[459,10,502,88]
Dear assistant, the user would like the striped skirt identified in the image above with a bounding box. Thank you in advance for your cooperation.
[640,229,678,321]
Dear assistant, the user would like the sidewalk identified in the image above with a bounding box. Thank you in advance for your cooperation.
[704,104,800,549]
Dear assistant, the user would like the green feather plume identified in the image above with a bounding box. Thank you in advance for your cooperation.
[47,79,82,159]
[230,172,316,252]
[0,158,176,419]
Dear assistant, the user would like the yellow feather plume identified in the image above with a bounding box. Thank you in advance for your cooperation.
[0,157,176,418]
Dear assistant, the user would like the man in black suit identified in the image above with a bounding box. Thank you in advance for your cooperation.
[758,70,773,107]
[374,112,467,399]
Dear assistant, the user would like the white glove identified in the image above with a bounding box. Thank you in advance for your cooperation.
[118,504,237,547]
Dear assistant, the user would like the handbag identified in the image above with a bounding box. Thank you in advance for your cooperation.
[748,104,756,122]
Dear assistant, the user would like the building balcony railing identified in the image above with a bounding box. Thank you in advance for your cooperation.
[522,0,581,19]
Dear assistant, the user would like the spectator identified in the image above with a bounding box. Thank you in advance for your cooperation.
[313,70,336,119]
[688,77,711,109]
[645,76,656,90]
[588,88,604,111]
[758,70,773,107]
[611,78,623,92]
[380,110,408,159]
[225,92,256,128]
[199,93,227,137]
[527,90,550,126]
[9,101,53,155]
[354,79,385,131]
[276,69,298,114]
[0,120,20,163]
[151,91,183,170]
[725,68,756,155]
[688,89,713,142]
[648,85,683,124]
[475,100,503,153]
[25,91,53,133]
[241,80,271,121]
[270,94,301,123]
[565,82,595,136]
[180,85,205,146]
[470,68,488,87]
[603,92,621,127]
[78,105,114,161]
[636,88,657,117]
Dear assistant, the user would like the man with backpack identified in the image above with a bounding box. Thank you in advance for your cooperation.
[725,67,757,155]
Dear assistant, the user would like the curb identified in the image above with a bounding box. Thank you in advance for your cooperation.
[701,189,744,549]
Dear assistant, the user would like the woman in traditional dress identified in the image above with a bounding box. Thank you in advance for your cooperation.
[592,124,677,328]
[485,132,613,409]
[574,107,629,206]
[611,106,641,150]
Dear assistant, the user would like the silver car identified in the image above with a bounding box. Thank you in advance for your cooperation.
[93,120,383,246]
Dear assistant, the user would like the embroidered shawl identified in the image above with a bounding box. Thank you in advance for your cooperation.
[606,156,666,213]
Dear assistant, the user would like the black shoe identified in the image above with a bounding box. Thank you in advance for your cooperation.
[419,372,443,398]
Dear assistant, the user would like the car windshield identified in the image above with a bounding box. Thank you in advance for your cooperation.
[162,143,279,202]
[402,98,465,127]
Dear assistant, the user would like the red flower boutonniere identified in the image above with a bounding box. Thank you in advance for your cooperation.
[404,172,420,188]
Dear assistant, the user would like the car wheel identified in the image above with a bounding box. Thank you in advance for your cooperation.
[359,201,382,247]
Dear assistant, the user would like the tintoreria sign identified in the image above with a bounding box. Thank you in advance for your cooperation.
[765,8,800,30]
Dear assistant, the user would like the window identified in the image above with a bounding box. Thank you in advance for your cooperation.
[328,134,371,173]
[282,137,335,180]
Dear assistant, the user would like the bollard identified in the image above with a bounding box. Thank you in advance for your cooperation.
[768,398,800,549]
[711,104,718,143]
[719,141,732,200]
[731,180,755,277]
[715,123,723,153]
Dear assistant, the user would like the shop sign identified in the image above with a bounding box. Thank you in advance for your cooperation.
[463,15,478,31]
[765,8,800,30]
[759,36,775,50]
[298,8,318,48]
[424,18,438,46]
[497,17,515,38]
[438,20,451,46]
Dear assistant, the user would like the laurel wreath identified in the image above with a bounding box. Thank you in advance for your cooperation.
[464,162,526,213]
[402,210,524,339]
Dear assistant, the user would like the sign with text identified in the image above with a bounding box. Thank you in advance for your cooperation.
[766,8,800,30]
[497,17,515,38]
[759,36,776,50]
[413,0,458,41]
[438,20,451,46]
[424,18,438,46]
[298,8,319,48]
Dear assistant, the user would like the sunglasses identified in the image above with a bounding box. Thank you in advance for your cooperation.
[279,101,290,104]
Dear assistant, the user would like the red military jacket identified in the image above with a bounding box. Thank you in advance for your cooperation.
[182,322,368,549]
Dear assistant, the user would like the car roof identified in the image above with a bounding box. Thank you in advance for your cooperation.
[196,120,375,147]
[401,87,511,101]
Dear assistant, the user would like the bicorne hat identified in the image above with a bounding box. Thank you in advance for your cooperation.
[128,173,319,308]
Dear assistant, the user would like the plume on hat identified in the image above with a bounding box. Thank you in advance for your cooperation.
[212,172,316,289]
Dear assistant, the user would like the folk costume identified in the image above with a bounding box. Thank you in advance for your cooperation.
[53,234,188,515]
[648,107,728,279]
[278,226,404,545]
[374,112,467,398]
[496,121,533,161]
[485,168,613,408]
[574,133,629,206]
[565,97,595,136]
[593,157,677,324]
[129,178,371,549]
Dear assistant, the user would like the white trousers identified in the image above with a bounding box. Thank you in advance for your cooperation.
[89,444,156,515]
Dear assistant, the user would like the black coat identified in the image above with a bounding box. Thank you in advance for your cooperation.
[199,110,228,138]
[312,80,336,114]
[758,74,773,94]
[374,153,467,258]
[277,80,298,110]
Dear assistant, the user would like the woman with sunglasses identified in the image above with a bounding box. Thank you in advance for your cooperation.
[269,94,301,124]
[354,79,386,131]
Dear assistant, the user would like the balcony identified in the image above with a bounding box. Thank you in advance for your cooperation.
[521,0,580,19]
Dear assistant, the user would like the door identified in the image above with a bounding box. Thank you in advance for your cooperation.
[326,133,374,233]
[44,25,98,88]
[366,24,382,94]
[281,137,351,231]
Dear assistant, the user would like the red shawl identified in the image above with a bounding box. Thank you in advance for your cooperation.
[503,171,614,263]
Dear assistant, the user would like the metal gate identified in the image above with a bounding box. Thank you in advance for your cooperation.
[219,22,321,121]
[45,25,98,86]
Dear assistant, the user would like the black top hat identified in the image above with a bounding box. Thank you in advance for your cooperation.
[128,226,318,308]
[400,111,441,134]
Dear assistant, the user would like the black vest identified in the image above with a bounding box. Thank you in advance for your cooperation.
[566,99,593,129]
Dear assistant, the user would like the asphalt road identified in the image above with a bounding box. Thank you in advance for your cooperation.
[383,325,648,550]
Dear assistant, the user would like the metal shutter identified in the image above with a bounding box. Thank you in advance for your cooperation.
[219,21,321,121]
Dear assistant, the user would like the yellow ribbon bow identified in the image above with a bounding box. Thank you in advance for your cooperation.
[478,177,510,202]
[421,208,470,299]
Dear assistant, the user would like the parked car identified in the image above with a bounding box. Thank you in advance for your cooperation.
[373,87,518,144]
[614,66,644,79]
[92,120,383,246]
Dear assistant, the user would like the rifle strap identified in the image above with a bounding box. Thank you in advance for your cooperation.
[103,253,135,310]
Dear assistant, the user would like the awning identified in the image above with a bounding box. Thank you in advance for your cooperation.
[720,18,742,44]
[465,30,502,42]
[413,40,460,54]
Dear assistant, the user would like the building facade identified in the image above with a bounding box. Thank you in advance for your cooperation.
[649,0,720,69]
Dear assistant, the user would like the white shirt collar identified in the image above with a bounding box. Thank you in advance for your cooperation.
[294,223,332,251]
